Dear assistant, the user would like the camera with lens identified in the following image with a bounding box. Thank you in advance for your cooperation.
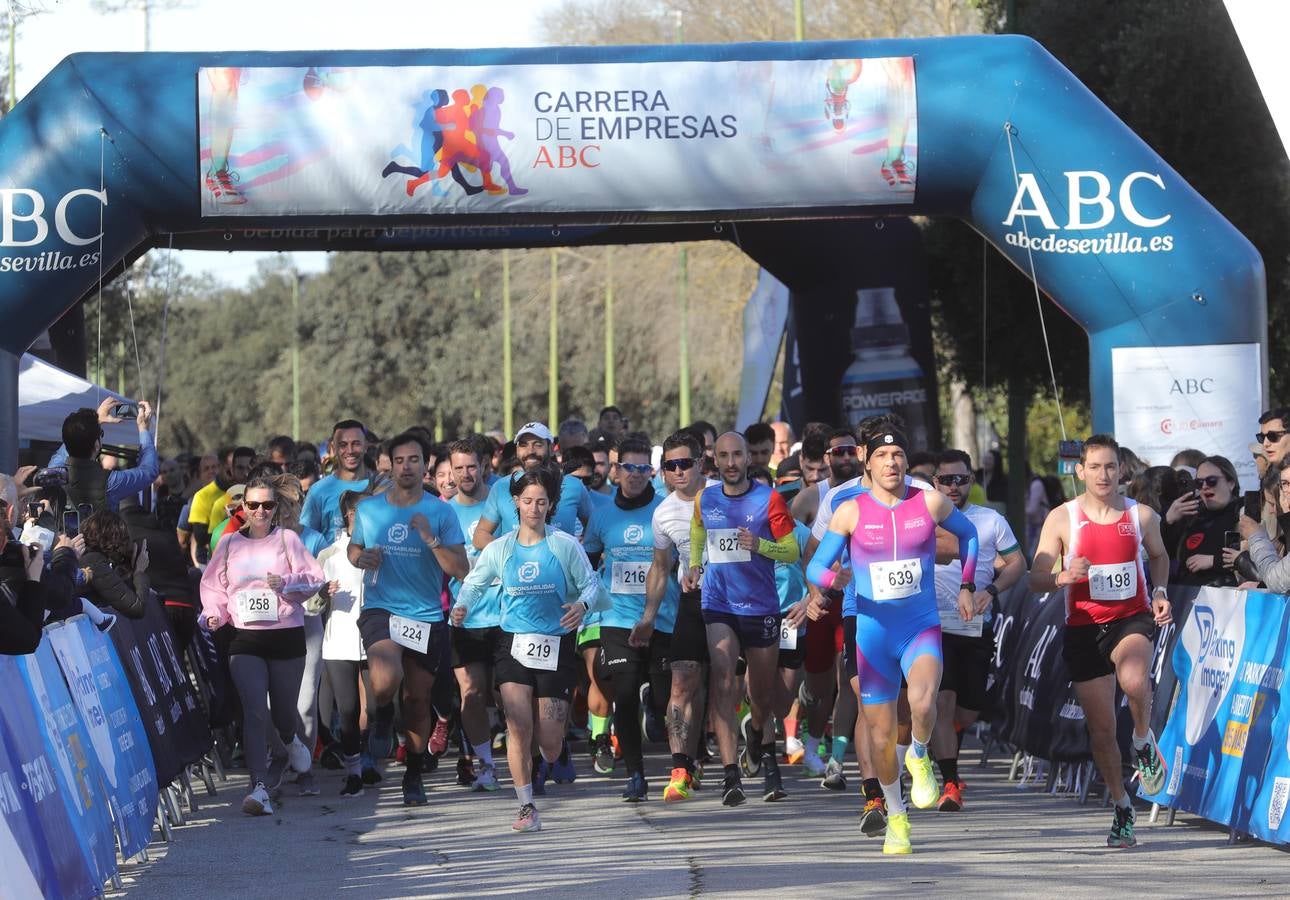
[32,467,69,489]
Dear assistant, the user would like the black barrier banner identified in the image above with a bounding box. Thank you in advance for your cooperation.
[984,581,1031,729]
[110,597,213,786]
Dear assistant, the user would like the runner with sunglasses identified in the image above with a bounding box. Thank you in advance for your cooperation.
[583,435,676,801]
[791,428,861,527]
[200,477,326,817]
[349,432,469,806]
[807,429,979,855]
[638,429,716,802]
[929,450,1025,812]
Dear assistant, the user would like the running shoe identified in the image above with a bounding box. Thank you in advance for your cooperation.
[663,768,693,803]
[785,735,805,765]
[456,756,476,787]
[552,741,577,783]
[860,796,888,837]
[360,754,383,786]
[721,773,747,807]
[739,714,763,777]
[622,771,648,803]
[1133,737,1167,796]
[339,775,364,798]
[762,765,787,802]
[395,744,407,766]
[533,758,549,796]
[801,745,827,777]
[610,732,623,760]
[691,760,704,791]
[592,734,615,775]
[905,752,938,810]
[369,715,395,761]
[266,754,289,792]
[204,169,247,205]
[288,736,313,775]
[891,158,915,186]
[512,803,542,833]
[296,771,320,797]
[319,743,344,770]
[472,764,500,793]
[402,769,427,806]
[421,749,439,775]
[430,717,450,757]
[882,812,912,855]
[242,782,273,817]
[640,684,665,743]
[937,780,963,812]
[1108,804,1137,848]
[822,758,847,791]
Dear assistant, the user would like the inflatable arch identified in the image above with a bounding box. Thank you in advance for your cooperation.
[0,35,1265,474]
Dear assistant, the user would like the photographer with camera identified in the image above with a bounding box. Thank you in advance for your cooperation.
[47,397,158,515]
[0,497,83,654]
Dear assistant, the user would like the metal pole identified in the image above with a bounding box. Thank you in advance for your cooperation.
[604,247,615,407]
[291,273,300,441]
[794,0,804,41]
[678,247,690,427]
[549,249,559,429]
[502,250,513,437]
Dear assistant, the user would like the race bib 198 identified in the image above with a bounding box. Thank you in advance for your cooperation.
[389,614,431,653]
[869,558,923,602]
[611,561,650,594]
[511,632,560,671]
[235,589,279,623]
[707,528,751,564]
[1088,562,1137,601]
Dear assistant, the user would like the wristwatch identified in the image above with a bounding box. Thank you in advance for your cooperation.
[427,535,441,549]
[985,583,1000,599]
[960,582,977,593]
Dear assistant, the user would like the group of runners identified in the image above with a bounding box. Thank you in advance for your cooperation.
[197,410,1171,851]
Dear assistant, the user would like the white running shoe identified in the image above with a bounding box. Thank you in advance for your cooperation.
[242,783,274,816]
[472,764,500,792]
[785,735,805,764]
[288,736,313,774]
[802,745,828,777]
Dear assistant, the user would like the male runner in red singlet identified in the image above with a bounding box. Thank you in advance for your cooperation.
[1029,434,1172,848]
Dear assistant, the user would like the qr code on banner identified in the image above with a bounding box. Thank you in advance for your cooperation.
[1268,777,1290,831]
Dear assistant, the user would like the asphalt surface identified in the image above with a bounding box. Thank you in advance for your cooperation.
[111,741,1290,899]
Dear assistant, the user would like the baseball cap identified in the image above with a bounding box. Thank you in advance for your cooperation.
[514,422,554,443]
[227,483,247,500]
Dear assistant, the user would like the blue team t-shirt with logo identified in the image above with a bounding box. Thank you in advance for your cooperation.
[480,471,594,538]
[448,495,502,628]
[301,474,372,541]
[351,491,464,622]
[583,494,678,633]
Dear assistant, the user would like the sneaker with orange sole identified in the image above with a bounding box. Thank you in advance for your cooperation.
[663,768,693,803]
[937,780,964,812]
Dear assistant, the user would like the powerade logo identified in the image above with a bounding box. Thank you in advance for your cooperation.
[1002,171,1174,255]
[1181,594,1245,746]
[518,561,540,583]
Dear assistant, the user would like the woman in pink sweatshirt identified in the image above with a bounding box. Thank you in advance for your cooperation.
[201,477,325,816]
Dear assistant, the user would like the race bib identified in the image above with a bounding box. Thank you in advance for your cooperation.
[779,621,800,650]
[511,633,560,671]
[611,561,650,594]
[707,528,751,564]
[869,558,923,602]
[235,589,279,624]
[1088,562,1137,601]
[388,614,431,653]
[936,590,984,638]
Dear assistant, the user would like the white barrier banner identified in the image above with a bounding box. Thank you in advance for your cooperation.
[1112,343,1262,490]
[198,59,917,217]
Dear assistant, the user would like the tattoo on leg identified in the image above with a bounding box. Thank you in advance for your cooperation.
[668,704,690,741]
[541,699,569,721]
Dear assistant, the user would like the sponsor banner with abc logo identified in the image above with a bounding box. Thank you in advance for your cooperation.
[1111,343,1263,491]
[197,59,918,218]
[1144,587,1290,843]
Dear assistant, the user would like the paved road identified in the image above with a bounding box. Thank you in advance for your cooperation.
[113,742,1289,899]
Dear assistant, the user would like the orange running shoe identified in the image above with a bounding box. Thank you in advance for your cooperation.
[663,767,693,803]
[937,780,964,812]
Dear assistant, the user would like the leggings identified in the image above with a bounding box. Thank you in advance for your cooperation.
[296,615,326,749]
[610,664,671,776]
[323,658,370,757]
[229,653,306,788]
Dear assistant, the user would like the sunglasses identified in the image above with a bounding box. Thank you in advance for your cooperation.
[1195,475,1224,489]
[244,500,277,511]
[1257,430,1288,444]
[621,463,652,475]
[661,458,697,473]
[936,474,972,487]
[826,445,858,457]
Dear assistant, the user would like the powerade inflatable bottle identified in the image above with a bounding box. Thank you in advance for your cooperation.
[839,287,931,448]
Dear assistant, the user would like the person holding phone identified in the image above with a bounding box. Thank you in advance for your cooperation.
[48,397,158,514]
[1238,457,1290,592]
[1170,456,1241,587]
[0,497,82,655]
[78,510,149,619]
